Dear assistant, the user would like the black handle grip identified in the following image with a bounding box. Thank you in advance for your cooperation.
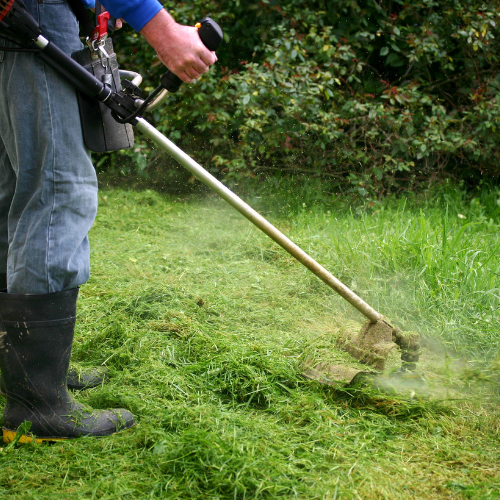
[198,16,224,51]
[160,17,223,93]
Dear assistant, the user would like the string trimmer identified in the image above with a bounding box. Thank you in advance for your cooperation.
[0,0,422,387]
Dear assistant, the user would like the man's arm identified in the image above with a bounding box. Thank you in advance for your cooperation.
[98,0,217,83]
[140,9,217,83]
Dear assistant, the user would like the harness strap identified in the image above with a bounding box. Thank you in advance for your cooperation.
[66,0,94,38]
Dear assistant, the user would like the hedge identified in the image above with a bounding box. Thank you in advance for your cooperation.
[103,0,500,196]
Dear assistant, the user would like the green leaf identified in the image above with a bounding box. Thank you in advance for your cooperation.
[386,52,404,67]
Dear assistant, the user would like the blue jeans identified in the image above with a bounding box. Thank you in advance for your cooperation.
[0,0,98,294]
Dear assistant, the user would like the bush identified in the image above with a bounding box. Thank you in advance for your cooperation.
[101,0,500,197]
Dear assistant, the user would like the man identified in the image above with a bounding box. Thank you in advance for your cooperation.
[0,0,217,442]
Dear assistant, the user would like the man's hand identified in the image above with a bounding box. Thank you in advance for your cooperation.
[140,10,217,83]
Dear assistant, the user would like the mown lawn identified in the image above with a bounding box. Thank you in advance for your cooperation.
[0,186,499,499]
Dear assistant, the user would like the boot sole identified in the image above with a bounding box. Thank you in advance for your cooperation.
[3,424,136,444]
[3,429,68,444]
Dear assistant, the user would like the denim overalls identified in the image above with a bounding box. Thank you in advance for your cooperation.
[0,0,97,294]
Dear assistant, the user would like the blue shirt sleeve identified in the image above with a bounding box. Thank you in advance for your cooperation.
[82,0,163,32]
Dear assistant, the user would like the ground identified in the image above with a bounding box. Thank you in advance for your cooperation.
[0,188,499,499]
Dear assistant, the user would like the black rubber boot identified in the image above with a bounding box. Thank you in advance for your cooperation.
[0,274,107,393]
[0,289,135,443]
[67,366,108,390]
[0,366,108,395]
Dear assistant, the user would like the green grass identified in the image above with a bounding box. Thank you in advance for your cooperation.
[0,185,499,499]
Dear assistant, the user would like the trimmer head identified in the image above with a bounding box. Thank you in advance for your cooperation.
[337,319,399,370]
[302,319,422,389]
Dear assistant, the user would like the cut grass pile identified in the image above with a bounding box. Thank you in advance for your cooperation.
[0,186,499,499]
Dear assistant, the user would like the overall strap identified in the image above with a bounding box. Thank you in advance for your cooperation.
[95,1,115,36]
[66,0,95,38]
[94,0,103,25]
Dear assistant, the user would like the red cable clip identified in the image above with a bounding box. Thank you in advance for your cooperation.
[91,11,110,42]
